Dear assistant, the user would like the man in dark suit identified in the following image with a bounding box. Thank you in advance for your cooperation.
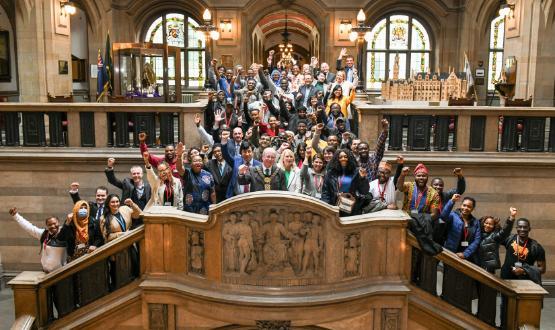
[224,140,261,198]
[104,157,151,210]
[295,74,317,109]
[69,183,108,223]
[238,148,287,192]
[313,62,336,84]
[204,143,233,202]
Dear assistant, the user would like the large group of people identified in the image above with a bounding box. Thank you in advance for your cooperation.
[8,50,546,324]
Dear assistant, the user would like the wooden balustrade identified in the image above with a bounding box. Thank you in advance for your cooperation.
[407,234,547,329]
[355,103,555,153]
[8,226,145,329]
[0,102,207,148]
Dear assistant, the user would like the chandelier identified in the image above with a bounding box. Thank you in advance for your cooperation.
[278,9,294,65]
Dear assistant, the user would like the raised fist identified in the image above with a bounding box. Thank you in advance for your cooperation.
[124,198,133,207]
[70,182,80,191]
[107,157,115,168]
[396,155,404,164]
[176,142,185,158]
[401,167,410,176]
[451,193,461,202]
[453,168,463,177]
[194,113,201,127]
[8,207,17,216]
[138,132,147,142]
[509,207,518,218]
[381,119,389,131]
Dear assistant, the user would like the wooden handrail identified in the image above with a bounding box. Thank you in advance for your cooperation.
[10,315,35,330]
[0,101,207,112]
[38,226,144,288]
[407,233,516,297]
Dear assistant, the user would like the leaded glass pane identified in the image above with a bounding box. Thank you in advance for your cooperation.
[166,13,185,47]
[188,17,205,48]
[488,51,503,90]
[389,53,407,80]
[410,52,430,76]
[145,17,163,44]
[188,50,205,88]
[366,52,386,89]
[411,19,430,51]
[367,19,387,50]
[490,15,505,49]
[389,15,409,50]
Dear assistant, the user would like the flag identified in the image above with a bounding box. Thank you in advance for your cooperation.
[464,52,474,94]
[104,31,113,96]
[96,49,108,102]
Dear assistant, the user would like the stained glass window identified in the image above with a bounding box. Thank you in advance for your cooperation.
[145,13,205,89]
[366,15,432,90]
[488,14,505,91]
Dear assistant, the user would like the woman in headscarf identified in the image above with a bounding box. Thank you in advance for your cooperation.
[65,200,104,261]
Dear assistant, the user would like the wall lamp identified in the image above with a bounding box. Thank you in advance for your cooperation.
[60,1,76,16]
[220,19,232,33]
[498,0,514,18]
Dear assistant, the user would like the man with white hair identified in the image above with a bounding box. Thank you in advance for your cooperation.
[104,157,151,210]
[238,148,287,192]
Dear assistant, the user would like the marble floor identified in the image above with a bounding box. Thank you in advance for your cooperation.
[0,287,554,329]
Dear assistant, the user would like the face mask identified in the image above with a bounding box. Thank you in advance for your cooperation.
[78,209,88,218]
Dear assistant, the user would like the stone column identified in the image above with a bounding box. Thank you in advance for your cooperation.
[16,0,72,102]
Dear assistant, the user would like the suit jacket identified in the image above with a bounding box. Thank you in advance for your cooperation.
[295,85,317,109]
[313,68,336,84]
[205,159,233,202]
[225,156,262,198]
[283,167,301,192]
[104,168,151,210]
[238,165,287,192]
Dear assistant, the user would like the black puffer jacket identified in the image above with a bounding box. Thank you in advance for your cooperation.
[478,218,514,272]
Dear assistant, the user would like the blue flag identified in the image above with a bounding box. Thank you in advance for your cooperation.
[96,49,108,102]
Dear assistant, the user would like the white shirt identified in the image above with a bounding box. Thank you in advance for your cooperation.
[369,177,396,205]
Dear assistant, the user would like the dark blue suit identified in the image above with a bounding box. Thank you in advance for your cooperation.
[223,139,261,198]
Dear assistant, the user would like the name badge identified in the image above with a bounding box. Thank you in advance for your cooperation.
[77,243,86,249]
[410,209,419,217]
[461,241,469,247]
[514,262,523,268]
[164,202,172,206]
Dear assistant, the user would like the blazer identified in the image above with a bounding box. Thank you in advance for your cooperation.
[295,85,317,109]
[321,170,370,215]
[238,165,287,192]
[104,168,151,210]
[205,159,233,203]
[441,199,481,264]
[145,166,184,210]
[281,166,301,192]
[225,155,262,198]
[296,163,325,198]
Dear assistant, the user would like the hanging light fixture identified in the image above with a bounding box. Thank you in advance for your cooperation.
[60,1,76,16]
[498,0,514,17]
[280,9,294,65]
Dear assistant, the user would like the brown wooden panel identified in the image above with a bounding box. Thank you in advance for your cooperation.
[204,219,222,281]
[146,224,165,273]
[170,225,187,273]
[386,227,403,276]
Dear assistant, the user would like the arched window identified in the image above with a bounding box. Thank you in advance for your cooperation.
[144,13,206,89]
[487,14,505,91]
[366,14,432,90]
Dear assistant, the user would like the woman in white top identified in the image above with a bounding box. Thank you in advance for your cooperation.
[143,151,184,210]
[296,147,326,199]
[9,207,67,273]
[278,148,301,192]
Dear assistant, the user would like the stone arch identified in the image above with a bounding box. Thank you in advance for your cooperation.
[243,0,328,63]
[471,0,504,45]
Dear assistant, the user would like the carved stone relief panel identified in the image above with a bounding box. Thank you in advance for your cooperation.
[188,230,205,275]
[222,208,325,286]
[148,303,168,330]
[344,232,361,278]
[381,308,401,330]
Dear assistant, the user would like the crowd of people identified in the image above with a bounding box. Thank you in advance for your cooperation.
[8,49,546,323]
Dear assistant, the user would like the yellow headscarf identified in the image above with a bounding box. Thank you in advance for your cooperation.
[72,200,90,244]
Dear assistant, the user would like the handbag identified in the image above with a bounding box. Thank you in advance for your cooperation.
[337,192,355,214]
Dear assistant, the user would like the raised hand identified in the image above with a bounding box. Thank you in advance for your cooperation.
[401,167,410,176]
[381,119,389,131]
[201,144,210,154]
[339,48,347,58]
[124,198,133,207]
[245,127,253,140]
[269,50,275,56]
[211,59,218,67]
[305,146,313,158]
[316,123,324,133]
[107,157,115,168]
[451,193,461,202]
[9,207,17,216]
[509,207,518,219]
[176,142,185,158]
[142,152,150,165]
[239,164,249,175]
[70,182,80,191]
[138,132,147,143]
[214,109,225,123]
[453,168,463,177]
[396,155,404,164]
[194,113,202,127]
[342,131,351,141]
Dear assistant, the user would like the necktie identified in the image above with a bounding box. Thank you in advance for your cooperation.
[219,162,224,176]
[265,169,270,176]
[96,206,103,220]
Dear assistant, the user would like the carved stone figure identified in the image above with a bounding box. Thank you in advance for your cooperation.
[262,211,290,271]
[223,213,239,272]
[189,230,204,275]
[301,214,323,274]
[344,232,360,277]
[250,211,264,265]
[237,213,255,274]
[287,212,305,273]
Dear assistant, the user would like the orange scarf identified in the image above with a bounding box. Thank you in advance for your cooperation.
[72,200,90,244]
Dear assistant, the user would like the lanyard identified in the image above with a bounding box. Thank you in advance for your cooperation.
[410,184,428,212]
[314,175,323,191]
[463,224,469,241]
[338,175,345,191]
[114,213,126,232]
[377,180,388,201]
[225,112,232,127]
[165,181,173,202]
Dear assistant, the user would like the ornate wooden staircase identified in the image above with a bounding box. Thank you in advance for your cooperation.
[8,192,547,329]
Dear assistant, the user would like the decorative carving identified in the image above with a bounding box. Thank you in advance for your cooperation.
[222,209,325,286]
[188,230,204,275]
[148,304,168,330]
[344,232,361,277]
[381,308,401,330]
[255,320,291,330]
